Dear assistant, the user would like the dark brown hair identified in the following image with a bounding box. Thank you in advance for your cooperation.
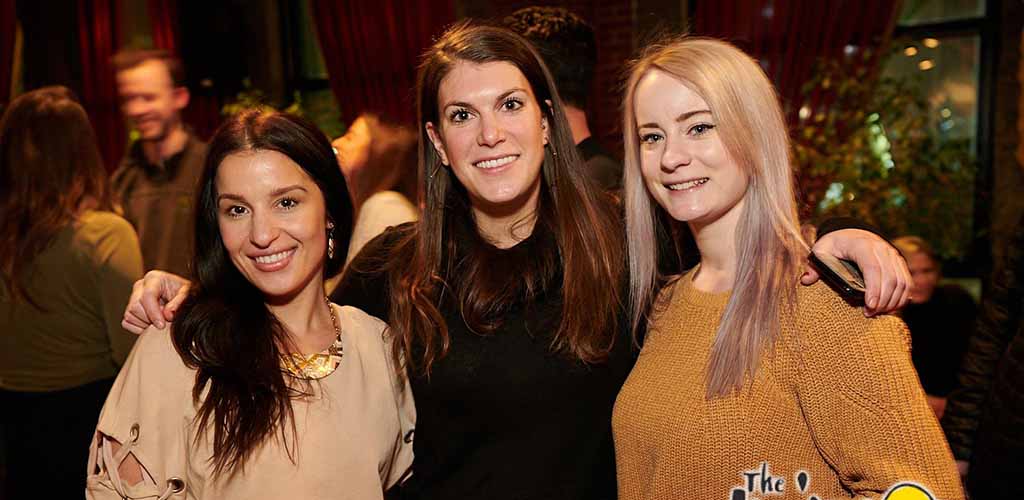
[112,49,186,87]
[384,21,624,376]
[0,86,111,306]
[171,110,352,476]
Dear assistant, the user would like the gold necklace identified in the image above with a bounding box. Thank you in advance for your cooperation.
[280,296,343,380]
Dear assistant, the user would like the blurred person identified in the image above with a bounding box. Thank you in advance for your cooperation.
[86,110,413,499]
[112,49,207,277]
[614,37,961,499]
[941,217,1024,499]
[0,86,142,500]
[505,6,622,191]
[118,23,910,500]
[331,112,419,265]
[893,236,976,419]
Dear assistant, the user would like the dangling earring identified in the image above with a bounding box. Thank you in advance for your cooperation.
[326,222,335,260]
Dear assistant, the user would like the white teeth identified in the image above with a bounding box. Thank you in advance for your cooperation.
[667,178,709,191]
[254,250,293,264]
[474,155,517,169]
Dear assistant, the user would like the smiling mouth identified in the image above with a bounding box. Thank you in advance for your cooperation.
[667,177,709,191]
[253,249,295,265]
[474,155,518,169]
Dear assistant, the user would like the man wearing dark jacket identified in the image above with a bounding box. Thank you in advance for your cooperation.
[942,216,1024,498]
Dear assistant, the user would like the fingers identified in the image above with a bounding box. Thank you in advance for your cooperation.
[860,256,884,316]
[163,282,191,321]
[800,268,819,286]
[865,245,911,316]
[140,281,167,329]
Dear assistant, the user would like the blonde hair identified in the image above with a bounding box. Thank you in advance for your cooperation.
[623,36,808,398]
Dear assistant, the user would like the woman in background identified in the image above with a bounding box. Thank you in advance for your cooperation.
[893,235,976,419]
[332,112,420,265]
[0,86,142,499]
[613,37,962,500]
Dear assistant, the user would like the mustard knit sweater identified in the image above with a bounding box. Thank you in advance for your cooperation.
[612,275,963,500]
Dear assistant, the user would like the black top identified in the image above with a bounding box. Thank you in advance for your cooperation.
[901,284,977,396]
[331,223,635,500]
[576,137,622,192]
[331,218,879,500]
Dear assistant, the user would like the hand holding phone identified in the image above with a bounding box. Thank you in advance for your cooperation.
[808,251,866,305]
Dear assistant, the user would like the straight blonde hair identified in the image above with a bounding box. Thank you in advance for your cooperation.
[623,36,809,398]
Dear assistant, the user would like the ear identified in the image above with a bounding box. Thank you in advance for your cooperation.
[425,122,450,166]
[542,99,554,145]
[172,87,190,111]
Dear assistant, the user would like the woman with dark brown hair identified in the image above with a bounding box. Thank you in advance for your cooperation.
[121,22,910,500]
[86,110,413,499]
[0,86,143,499]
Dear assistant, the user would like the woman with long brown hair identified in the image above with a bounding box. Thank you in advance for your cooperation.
[86,110,413,499]
[613,36,961,500]
[121,22,910,500]
[0,86,142,499]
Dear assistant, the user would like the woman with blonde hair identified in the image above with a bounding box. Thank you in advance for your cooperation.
[612,37,963,499]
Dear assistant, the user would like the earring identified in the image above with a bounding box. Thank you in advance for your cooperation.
[428,160,444,180]
[326,223,335,260]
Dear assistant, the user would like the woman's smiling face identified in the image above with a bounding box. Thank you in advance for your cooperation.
[634,69,749,228]
[215,149,328,301]
[425,60,549,214]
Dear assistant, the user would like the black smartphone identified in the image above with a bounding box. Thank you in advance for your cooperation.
[808,251,866,305]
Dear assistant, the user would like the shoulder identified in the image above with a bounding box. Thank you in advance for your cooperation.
[132,325,192,375]
[73,211,139,251]
[336,304,388,337]
[790,281,911,361]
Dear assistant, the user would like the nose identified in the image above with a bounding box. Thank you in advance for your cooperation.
[122,98,146,118]
[477,113,506,147]
[660,135,692,172]
[249,210,279,248]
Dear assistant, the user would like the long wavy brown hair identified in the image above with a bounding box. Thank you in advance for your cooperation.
[0,86,111,307]
[171,110,352,476]
[379,21,624,376]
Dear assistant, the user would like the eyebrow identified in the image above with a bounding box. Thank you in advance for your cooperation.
[217,185,307,203]
[637,109,712,129]
[441,88,528,111]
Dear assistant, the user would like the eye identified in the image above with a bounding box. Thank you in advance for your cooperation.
[501,97,524,112]
[449,108,471,123]
[639,132,663,145]
[689,123,715,136]
[278,198,299,210]
[225,205,248,218]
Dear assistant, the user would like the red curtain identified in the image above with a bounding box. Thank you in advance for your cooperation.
[77,0,124,170]
[0,1,16,109]
[146,0,220,140]
[694,0,900,123]
[147,0,179,53]
[309,0,454,125]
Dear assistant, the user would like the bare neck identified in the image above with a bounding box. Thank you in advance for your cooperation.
[141,124,189,166]
[564,105,592,145]
[471,181,542,249]
[689,199,745,293]
[266,276,334,354]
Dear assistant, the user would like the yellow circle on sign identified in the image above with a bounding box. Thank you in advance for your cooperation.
[884,483,934,500]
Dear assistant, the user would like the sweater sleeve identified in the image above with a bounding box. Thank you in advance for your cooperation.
[792,285,963,500]
[90,214,145,366]
[941,217,1023,460]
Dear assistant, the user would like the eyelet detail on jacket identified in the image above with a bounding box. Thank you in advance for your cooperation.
[129,423,140,443]
[403,429,415,444]
[167,477,185,493]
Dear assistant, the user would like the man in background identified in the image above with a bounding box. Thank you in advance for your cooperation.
[505,6,622,191]
[111,49,207,277]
